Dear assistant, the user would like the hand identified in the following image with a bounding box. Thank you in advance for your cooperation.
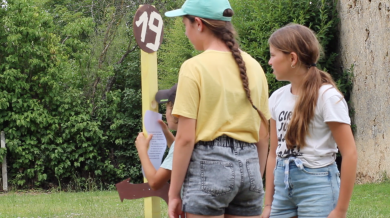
[158,120,174,137]
[158,119,175,147]
[327,209,347,218]
[168,196,184,218]
[158,119,170,133]
[260,205,271,218]
[135,132,153,154]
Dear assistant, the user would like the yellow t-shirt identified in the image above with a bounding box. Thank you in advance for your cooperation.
[172,50,271,143]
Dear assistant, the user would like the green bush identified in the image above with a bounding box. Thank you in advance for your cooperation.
[0,0,188,190]
[160,0,350,98]
[230,0,343,94]
[0,0,352,190]
[0,0,144,189]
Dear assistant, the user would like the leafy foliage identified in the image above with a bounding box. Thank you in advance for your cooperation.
[230,0,342,94]
[0,0,352,190]
[160,0,348,96]
[0,0,182,189]
[158,16,199,89]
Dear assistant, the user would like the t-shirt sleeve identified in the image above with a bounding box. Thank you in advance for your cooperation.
[160,142,175,170]
[268,91,277,121]
[172,62,200,119]
[322,95,351,125]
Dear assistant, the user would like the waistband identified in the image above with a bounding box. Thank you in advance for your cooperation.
[195,135,254,149]
[276,157,303,167]
[277,157,304,189]
[276,157,336,168]
[277,157,337,189]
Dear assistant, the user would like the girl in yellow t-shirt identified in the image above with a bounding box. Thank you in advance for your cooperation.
[164,0,270,217]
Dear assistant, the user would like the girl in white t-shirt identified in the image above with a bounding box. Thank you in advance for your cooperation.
[261,24,357,218]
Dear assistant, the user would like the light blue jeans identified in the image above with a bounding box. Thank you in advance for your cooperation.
[270,158,341,218]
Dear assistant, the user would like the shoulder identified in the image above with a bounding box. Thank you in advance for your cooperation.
[318,84,344,102]
[269,84,291,106]
[179,52,213,73]
[184,50,216,63]
[241,51,255,61]
[181,56,197,69]
[241,51,267,84]
[270,84,291,99]
[179,56,202,79]
[317,84,349,113]
[241,51,262,68]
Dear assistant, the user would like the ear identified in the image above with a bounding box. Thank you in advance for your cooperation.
[290,52,299,67]
[193,17,203,32]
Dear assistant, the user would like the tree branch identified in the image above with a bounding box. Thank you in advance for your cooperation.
[61,36,70,44]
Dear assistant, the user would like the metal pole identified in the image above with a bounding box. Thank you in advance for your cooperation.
[1,131,7,192]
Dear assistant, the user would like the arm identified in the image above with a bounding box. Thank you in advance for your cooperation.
[327,122,357,218]
[135,133,171,190]
[256,119,270,177]
[168,116,196,196]
[261,119,278,218]
[158,120,175,148]
[168,116,196,218]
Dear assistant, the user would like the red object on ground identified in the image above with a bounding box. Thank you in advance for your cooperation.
[115,178,169,205]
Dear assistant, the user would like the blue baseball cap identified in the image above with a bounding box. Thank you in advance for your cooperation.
[165,0,233,22]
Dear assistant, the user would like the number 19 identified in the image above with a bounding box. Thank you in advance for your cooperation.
[135,11,163,52]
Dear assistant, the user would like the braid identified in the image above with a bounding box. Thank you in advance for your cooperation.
[185,15,269,131]
[222,27,269,130]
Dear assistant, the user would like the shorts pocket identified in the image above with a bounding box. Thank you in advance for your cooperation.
[336,172,341,188]
[201,160,234,196]
[246,158,263,193]
[302,166,329,176]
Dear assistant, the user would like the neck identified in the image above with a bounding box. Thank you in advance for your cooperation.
[289,67,308,95]
[201,34,230,52]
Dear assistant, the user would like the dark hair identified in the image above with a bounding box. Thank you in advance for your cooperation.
[185,10,269,130]
[167,101,178,124]
[268,24,340,149]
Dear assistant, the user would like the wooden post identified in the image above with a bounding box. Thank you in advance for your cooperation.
[1,131,7,192]
[133,4,164,217]
[141,50,161,217]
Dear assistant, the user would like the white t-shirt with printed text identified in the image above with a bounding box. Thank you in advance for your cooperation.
[269,84,351,168]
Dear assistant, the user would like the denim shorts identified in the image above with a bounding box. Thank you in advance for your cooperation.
[181,135,264,216]
[270,158,341,218]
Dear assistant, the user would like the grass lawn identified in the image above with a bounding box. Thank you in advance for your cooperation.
[0,191,168,218]
[347,182,390,218]
[0,183,388,218]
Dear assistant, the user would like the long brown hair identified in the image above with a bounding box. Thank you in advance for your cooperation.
[269,24,340,149]
[185,10,268,131]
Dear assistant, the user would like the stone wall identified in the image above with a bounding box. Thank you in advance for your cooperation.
[338,0,390,183]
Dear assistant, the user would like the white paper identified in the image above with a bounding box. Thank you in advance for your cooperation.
[142,110,167,177]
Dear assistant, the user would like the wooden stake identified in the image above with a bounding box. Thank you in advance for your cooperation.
[1,131,7,192]
[141,50,161,217]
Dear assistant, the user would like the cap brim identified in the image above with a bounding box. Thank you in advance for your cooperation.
[155,89,171,104]
[165,9,187,17]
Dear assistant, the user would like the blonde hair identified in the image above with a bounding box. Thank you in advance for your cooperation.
[269,24,341,149]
